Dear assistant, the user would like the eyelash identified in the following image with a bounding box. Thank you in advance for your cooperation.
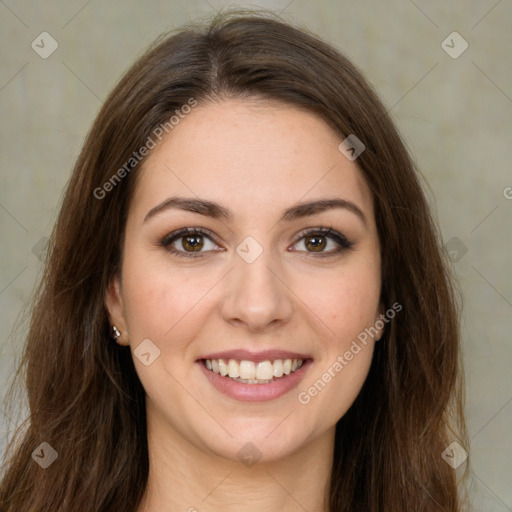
[158,226,354,259]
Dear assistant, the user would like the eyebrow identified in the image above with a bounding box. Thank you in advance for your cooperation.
[144,196,367,226]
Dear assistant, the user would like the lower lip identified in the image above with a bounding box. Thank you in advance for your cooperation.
[198,359,313,402]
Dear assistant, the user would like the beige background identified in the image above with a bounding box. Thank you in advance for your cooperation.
[1,1,511,509]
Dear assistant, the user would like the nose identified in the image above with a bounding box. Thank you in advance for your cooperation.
[220,247,294,333]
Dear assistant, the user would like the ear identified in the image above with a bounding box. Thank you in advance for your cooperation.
[105,274,130,346]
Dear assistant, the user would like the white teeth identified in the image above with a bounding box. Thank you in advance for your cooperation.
[239,360,256,380]
[273,359,284,377]
[218,359,229,376]
[228,359,239,378]
[205,358,305,383]
[256,361,274,380]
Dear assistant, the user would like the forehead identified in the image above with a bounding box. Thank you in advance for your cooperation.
[129,98,375,226]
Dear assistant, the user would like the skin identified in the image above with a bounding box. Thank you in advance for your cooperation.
[106,98,383,512]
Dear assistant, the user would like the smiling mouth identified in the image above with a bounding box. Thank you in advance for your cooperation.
[203,358,305,384]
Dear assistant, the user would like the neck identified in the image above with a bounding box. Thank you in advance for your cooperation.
[138,407,335,512]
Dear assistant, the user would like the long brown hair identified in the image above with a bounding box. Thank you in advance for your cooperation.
[0,9,468,511]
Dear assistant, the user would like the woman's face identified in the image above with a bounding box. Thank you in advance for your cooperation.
[106,98,383,463]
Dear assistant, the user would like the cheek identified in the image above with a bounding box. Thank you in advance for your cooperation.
[296,314,376,426]
[291,257,380,414]
[120,252,217,342]
[293,260,381,344]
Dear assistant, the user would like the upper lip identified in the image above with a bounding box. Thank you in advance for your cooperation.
[198,349,312,363]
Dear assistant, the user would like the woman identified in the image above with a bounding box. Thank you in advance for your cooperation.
[0,10,469,511]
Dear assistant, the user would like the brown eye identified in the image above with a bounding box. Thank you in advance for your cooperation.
[159,227,221,259]
[304,235,327,252]
[291,227,355,257]
[181,235,204,252]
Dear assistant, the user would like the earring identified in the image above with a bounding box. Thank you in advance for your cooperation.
[111,325,121,341]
